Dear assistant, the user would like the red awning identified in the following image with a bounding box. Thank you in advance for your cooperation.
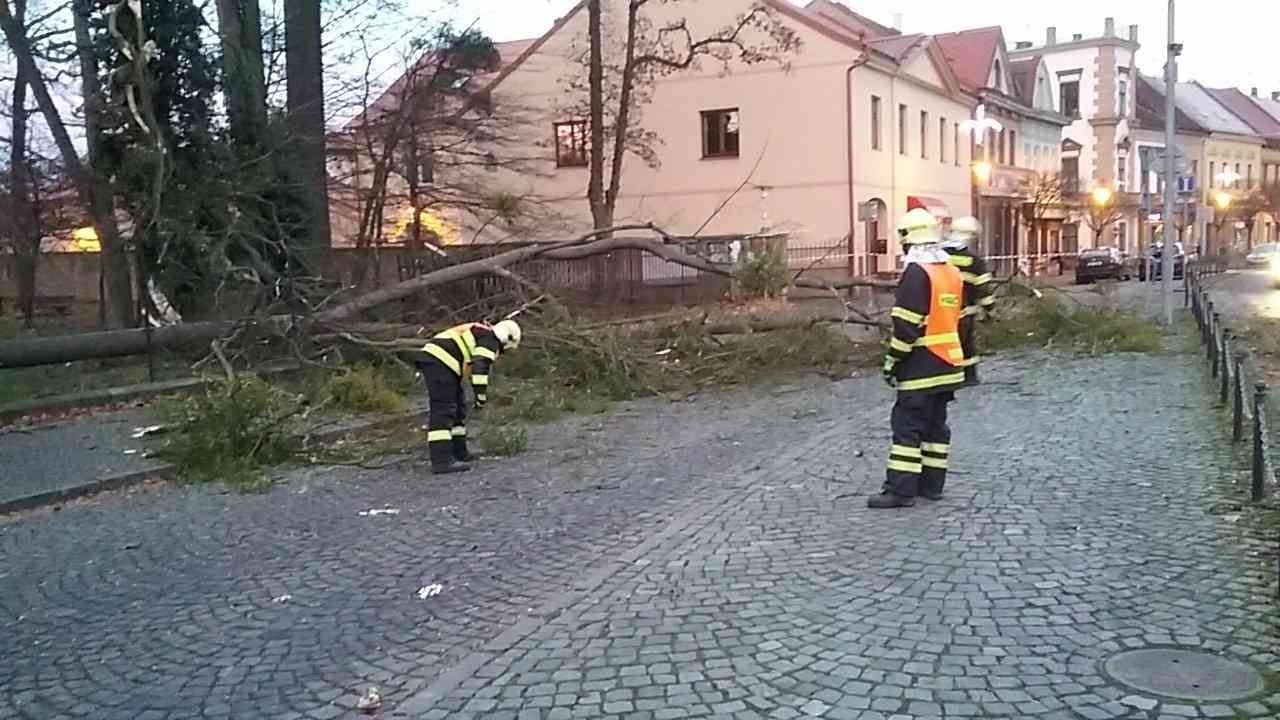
[906,196,952,221]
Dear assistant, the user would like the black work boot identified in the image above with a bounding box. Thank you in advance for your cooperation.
[430,442,471,475]
[452,436,481,463]
[866,491,915,509]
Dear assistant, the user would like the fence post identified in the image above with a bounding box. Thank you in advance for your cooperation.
[1220,332,1232,404]
[1253,383,1267,503]
[1205,301,1216,357]
[1233,354,1246,442]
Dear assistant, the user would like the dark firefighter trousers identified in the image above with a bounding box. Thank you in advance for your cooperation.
[420,357,469,465]
[884,391,952,498]
[959,316,979,385]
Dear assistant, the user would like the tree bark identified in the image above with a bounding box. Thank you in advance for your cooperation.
[284,0,332,269]
[215,0,268,147]
[586,0,608,231]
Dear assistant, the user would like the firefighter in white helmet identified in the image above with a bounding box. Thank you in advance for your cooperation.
[942,216,995,386]
[869,208,967,509]
[417,319,521,474]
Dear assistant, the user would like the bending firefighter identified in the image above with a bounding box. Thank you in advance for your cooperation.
[941,216,996,385]
[869,209,967,509]
[417,320,522,475]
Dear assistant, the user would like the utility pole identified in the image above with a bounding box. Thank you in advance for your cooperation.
[1161,0,1180,325]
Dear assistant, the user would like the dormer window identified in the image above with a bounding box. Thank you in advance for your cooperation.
[993,60,1002,91]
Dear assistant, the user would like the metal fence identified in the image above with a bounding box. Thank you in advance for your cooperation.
[1186,258,1275,505]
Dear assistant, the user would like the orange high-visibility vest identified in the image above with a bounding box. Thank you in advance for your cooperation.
[919,263,965,366]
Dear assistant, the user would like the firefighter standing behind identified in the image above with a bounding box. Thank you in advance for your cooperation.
[942,216,996,386]
[417,320,522,475]
[868,209,967,509]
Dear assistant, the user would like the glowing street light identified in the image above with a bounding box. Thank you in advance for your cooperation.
[1091,185,1114,207]
[971,160,993,184]
[1212,189,1233,211]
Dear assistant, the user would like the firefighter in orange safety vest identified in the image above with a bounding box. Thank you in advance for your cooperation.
[868,209,968,509]
[417,320,522,475]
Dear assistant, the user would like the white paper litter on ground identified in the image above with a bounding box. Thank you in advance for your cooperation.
[131,425,165,439]
[417,584,444,599]
[358,508,401,517]
[272,594,292,604]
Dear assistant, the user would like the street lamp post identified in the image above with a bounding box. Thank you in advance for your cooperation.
[1161,0,1180,325]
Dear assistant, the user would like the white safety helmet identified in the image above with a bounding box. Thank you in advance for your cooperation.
[492,319,522,351]
[944,215,981,250]
[897,208,941,246]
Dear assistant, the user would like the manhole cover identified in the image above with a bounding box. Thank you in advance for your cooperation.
[1104,649,1265,702]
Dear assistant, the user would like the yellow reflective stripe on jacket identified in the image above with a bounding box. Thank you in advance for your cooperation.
[423,343,462,375]
[471,374,489,386]
[473,346,498,361]
[890,444,922,458]
[947,254,974,268]
[891,306,926,325]
[889,337,914,354]
[426,429,453,442]
[897,371,966,392]
[916,332,960,347]
[921,442,950,454]
[978,295,996,306]
[961,271,993,286]
[958,356,981,367]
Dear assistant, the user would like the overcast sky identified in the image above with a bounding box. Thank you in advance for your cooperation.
[442,0,1280,94]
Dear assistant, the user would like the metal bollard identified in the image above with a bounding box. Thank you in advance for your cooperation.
[1233,354,1246,442]
[1253,383,1267,503]
[1220,333,1232,404]
[1211,313,1222,373]
[1205,302,1216,357]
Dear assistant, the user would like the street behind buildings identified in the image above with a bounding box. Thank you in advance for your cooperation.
[2,333,1279,719]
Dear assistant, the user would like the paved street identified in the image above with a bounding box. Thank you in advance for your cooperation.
[2,339,1279,720]
[1197,268,1280,325]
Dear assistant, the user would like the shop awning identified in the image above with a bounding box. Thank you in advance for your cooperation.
[907,196,952,220]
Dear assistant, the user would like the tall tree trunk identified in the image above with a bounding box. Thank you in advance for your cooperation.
[586,0,608,231]
[72,0,133,327]
[284,0,332,271]
[215,0,267,147]
[0,0,134,326]
[9,0,36,328]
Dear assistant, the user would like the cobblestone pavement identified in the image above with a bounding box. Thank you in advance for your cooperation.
[2,339,1278,720]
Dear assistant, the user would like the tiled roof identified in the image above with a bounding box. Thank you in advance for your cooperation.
[1007,57,1038,106]
[802,0,899,39]
[867,33,927,62]
[1134,75,1208,134]
[1203,87,1280,137]
[1144,76,1257,136]
[934,27,1002,91]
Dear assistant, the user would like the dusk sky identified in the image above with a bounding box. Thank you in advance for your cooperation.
[442,0,1280,94]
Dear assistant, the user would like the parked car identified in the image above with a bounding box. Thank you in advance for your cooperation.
[1075,247,1128,283]
[1138,242,1185,281]
[1246,243,1280,266]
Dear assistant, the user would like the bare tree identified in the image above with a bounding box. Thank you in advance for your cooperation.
[1020,171,1064,255]
[578,0,801,232]
[1,0,136,327]
[1228,189,1270,252]
[1080,192,1133,248]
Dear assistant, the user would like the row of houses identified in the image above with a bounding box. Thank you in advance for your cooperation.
[328,0,1280,281]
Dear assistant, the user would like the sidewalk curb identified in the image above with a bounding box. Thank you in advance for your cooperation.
[0,464,176,515]
[0,408,423,515]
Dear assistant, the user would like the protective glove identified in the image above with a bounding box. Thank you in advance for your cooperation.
[881,357,897,388]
